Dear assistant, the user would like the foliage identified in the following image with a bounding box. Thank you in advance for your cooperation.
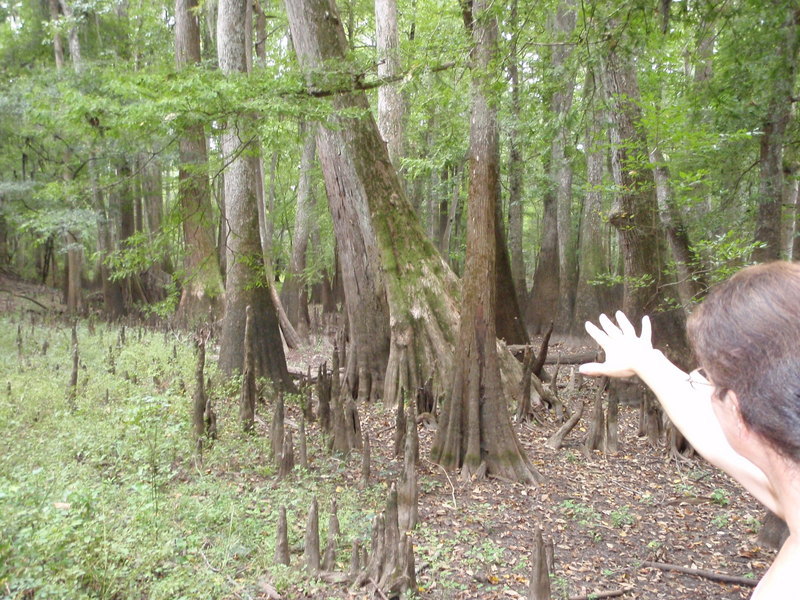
[0,315,383,598]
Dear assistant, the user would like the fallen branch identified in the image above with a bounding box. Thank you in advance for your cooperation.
[0,289,50,310]
[641,561,758,587]
[507,347,599,365]
[568,586,633,600]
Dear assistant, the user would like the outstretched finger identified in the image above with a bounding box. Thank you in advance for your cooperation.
[598,313,621,337]
[584,321,609,346]
[616,311,636,336]
[640,315,652,344]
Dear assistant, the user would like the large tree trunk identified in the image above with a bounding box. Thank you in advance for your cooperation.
[602,39,691,366]
[430,0,540,484]
[375,0,405,167]
[287,0,527,408]
[175,0,224,325]
[752,4,799,262]
[217,0,293,391]
[549,2,578,331]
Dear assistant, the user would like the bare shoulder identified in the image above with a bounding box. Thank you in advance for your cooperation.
[752,537,800,600]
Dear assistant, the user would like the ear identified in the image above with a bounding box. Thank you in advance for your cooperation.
[723,390,748,435]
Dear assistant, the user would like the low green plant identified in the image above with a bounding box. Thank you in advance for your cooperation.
[712,513,730,529]
[610,505,635,528]
[710,488,731,506]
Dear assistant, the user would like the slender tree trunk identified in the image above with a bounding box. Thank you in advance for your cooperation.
[281,124,315,337]
[752,4,799,262]
[175,0,224,324]
[507,0,526,305]
[571,72,609,332]
[550,2,578,331]
[58,0,84,313]
[58,0,81,70]
[431,0,540,484]
[375,0,405,167]
[526,176,559,335]
[649,147,705,304]
[48,0,65,70]
[217,0,293,390]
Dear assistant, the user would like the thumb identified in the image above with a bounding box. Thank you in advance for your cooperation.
[579,362,606,376]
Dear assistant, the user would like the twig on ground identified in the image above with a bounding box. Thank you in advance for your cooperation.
[568,586,633,600]
[426,459,458,510]
[641,561,758,587]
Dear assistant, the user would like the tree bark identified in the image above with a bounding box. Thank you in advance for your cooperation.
[571,72,609,332]
[507,0,526,305]
[175,0,224,325]
[280,124,315,337]
[649,146,706,304]
[375,0,405,167]
[217,0,293,391]
[752,3,799,262]
[602,36,691,366]
[430,0,541,484]
[550,2,578,331]
[285,0,465,407]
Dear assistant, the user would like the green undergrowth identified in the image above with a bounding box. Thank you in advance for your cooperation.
[0,314,383,599]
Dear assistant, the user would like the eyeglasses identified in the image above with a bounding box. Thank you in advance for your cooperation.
[688,368,713,390]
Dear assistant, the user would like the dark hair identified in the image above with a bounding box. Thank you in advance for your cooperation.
[687,261,800,462]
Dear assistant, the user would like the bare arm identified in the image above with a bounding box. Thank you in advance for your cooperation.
[580,312,780,516]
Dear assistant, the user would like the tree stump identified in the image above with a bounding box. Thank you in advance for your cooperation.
[393,389,407,457]
[298,415,308,469]
[345,399,362,450]
[527,525,551,600]
[585,378,608,452]
[398,411,419,532]
[240,306,256,432]
[192,338,208,449]
[275,506,290,565]
[360,432,371,488]
[271,394,285,462]
[278,431,294,480]
[316,362,331,432]
[304,496,320,574]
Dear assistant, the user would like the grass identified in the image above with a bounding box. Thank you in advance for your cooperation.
[0,314,383,599]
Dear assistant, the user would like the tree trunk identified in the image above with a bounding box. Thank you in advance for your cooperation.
[375,0,405,167]
[430,0,541,485]
[175,0,224,325]
[507,0,526,305]
[571,72,609,332]
[48,0,65,70]
[526,178,559,335]
[285,0,462,407]
[495,201,528,345]
[752,4,799,262]
[549,2,578,331]
[280,124,315,337]
[217,0,293,391]
[649,146,706,304]
[603,37,692,369]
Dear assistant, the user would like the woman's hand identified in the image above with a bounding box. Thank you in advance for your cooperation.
[579,311,654,378]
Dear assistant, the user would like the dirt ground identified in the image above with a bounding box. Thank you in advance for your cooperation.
[283,335,771,600]
[1,273,772,599]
